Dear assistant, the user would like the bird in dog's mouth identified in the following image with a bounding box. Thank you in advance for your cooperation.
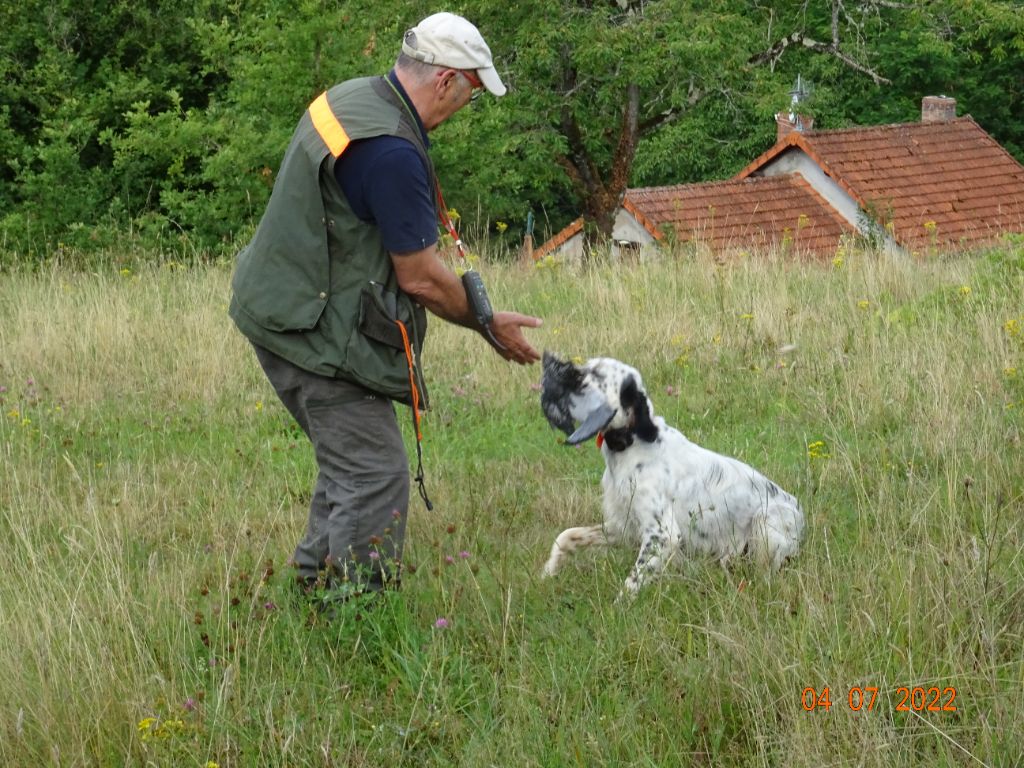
[540,351,618,445]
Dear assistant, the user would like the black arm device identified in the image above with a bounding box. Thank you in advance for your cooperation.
[461,270,506,350]
[461,270,494,327]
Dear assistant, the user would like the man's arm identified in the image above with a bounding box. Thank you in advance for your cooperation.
[391,247,542,365]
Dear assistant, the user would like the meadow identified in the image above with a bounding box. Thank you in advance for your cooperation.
[1,241,1022,767]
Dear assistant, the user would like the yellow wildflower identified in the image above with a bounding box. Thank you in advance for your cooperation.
[495,221,508,234]
[958,285,971,297]
[857,300,870,310]
[255,401,263,412]
[119,267,132,277]
[807,440,830,460]
[832,255,844,269]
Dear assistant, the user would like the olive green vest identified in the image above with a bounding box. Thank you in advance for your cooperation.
[229,76,433,406]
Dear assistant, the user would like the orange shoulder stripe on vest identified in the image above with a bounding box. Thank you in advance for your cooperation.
[309,92,350,157]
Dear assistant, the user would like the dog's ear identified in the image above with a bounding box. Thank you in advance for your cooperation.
[620,375,658,443]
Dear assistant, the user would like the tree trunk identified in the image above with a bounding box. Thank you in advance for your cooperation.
[558,81,641,239]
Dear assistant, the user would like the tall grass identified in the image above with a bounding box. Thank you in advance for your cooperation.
[1,243,1022,766]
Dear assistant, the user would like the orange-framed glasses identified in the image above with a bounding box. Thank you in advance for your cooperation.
[460,69,484,101]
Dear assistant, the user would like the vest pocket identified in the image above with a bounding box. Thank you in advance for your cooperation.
[345,282,429,406]
[358,282,405,349]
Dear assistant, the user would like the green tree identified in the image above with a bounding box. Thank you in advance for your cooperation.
[435,0,768,241]
[0,0,225,252]
[1,0,1022,259]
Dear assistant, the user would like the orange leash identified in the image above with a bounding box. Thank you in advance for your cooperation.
[395,319,422,440]
[395,318,432,510]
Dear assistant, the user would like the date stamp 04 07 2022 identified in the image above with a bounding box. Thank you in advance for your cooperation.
[802,686,958,713]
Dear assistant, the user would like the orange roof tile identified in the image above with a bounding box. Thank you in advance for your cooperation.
[740,117,1024,252]
[533,217,584,259]
[625,175,853,258]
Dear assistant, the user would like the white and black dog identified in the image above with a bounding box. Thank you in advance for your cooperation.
[540,352,804,597]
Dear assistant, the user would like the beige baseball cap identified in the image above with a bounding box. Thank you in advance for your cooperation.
[402,12,507,97]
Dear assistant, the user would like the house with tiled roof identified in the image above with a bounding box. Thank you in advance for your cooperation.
[537,96,1024,260]
[736,96,1024,254]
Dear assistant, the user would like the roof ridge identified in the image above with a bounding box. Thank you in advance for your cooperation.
[628,174,809,196]
[801,115,976,137]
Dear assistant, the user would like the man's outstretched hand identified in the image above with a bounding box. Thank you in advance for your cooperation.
[487,311,543,364]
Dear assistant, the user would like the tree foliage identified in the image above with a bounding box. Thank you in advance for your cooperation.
[1,0,1022,260]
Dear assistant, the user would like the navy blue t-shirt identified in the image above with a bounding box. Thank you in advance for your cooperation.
[332,74,438,254]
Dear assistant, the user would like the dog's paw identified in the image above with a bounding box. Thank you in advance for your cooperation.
[614,583,640,605]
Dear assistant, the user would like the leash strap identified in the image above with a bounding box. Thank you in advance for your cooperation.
[435,182,467,259]
[395,318,433,511]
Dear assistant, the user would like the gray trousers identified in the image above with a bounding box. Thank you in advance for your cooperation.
[252,344,409,591]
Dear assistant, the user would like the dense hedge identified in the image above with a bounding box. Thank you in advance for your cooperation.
[2,0,1022,263]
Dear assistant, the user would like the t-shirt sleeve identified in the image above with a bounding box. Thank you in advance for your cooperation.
[334,138,439,254]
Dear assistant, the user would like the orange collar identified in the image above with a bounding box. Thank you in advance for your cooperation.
[596,431,605,449]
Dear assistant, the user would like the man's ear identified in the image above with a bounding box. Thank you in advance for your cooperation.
[620,375,658,443]
[438,68,458,93]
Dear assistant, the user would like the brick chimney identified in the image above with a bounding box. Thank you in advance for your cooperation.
[922,96,957,123]
[776,112,815,142]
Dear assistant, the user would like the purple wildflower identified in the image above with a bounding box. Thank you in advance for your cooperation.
[434,617,449,629]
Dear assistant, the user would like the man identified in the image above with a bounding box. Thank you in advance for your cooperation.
[229,12,541,603]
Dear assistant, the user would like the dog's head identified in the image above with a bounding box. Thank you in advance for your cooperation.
[540,352,659,448]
